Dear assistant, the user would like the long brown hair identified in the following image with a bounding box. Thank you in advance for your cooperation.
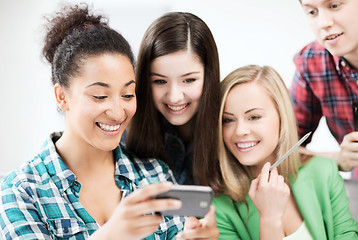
[126,12,220,187]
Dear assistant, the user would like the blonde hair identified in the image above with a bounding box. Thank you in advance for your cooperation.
[218,65,300,203]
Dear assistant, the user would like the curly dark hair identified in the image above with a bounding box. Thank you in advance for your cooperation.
[42,3,134,87]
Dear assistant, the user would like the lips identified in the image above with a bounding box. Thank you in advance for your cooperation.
[325,33,343,41]
[166,103,189,112]
[236,141,259,150]
[96,122,121,131]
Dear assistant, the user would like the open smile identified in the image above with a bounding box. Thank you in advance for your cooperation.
[96,122,121,132]
[166,103,189,112]
[325,33,343,41]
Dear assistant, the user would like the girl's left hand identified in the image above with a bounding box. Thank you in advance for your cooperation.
[176,206,219,240]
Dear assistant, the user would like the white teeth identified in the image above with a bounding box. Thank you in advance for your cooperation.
[327,35,338,40]
[236,142,257,149]
[98,123,120,131]
[326,33,342,40]
[167,104,187,111]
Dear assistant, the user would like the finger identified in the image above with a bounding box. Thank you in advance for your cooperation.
[248,178,259,198]
[268,167,278,185]
[132,198,182,217]
[130,214,164,228]
[184,216,200,230]
[125,182,173,205]
[344,131,358,143]
[259,162,271,186]
[200,206,217,228]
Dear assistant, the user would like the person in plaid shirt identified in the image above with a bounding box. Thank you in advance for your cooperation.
[0,4,219,240]
[290,0,358,173]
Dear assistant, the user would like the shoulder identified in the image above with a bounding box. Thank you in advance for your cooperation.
[295,41,329,60]
[297,156,338,183]
[213,194,237,214]
[294,41,334,72]
[1,154,48,193]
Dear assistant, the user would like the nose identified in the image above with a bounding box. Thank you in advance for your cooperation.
[318,10,334,29]
[235,121,250,136]
[107,97,125,121]
[167,83,184,104]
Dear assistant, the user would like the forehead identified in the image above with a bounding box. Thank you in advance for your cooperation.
[77,53,134,85]
[225,82,273,109]
[151,50,203,74]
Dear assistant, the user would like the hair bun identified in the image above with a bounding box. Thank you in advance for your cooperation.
[42,3,107,64]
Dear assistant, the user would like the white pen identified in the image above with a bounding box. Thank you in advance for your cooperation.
[269,132,312,172]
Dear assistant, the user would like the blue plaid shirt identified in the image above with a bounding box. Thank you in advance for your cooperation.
[0,132,185,240]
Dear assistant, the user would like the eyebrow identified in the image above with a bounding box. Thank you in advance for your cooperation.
[223,108,264,116]
[124,80,136,87]
[150,71,201,78]
[86,82,110,88]
[86,80,135,88]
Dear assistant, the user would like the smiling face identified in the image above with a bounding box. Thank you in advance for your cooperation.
[150,50,204,126]
[301,0,358,60]
[222,82,280,176]
[59,53,136,151]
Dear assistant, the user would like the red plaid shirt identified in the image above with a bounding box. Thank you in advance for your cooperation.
[290,41,358,145]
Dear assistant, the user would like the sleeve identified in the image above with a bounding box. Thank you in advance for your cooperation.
[328,161,358,239]
[212,197,241,240]
[0,178,52,240]
[289,52,322,142]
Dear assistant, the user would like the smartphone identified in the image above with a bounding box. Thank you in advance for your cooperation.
[153,185,213,218]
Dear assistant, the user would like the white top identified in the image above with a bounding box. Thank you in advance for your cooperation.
[283,221,313,240]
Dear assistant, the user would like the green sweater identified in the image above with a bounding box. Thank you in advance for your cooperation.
[213,156,358,240]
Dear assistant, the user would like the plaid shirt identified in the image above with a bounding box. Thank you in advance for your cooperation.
[290,41,358,144]
[0,132,185,240]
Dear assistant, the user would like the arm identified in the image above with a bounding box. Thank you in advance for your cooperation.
[299,130,358,171]
[248,163,290,240]
[0,181,53,240]
[327,160,358,239]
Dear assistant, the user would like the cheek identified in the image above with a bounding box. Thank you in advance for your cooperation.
[151,85,163,106]
[188,82,204,101]
[222,126,233,146]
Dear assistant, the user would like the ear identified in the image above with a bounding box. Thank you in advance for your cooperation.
[54,83,69,111]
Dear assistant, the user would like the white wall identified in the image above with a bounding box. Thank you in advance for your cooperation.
[0,0,339,175]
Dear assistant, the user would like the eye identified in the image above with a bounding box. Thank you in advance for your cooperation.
[93,96,107,100]
[222,118,234,124]
[184,78,196,83]
[122,94,135,99]
[330,3,340,9]
[307,8,317,16]
[249,115,260,121]
[153,79,167,84]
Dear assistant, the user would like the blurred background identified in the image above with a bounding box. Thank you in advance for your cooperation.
[0,0,338,174]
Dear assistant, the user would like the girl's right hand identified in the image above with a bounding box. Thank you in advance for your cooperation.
[248,162,290,222]
[98,182,182,240]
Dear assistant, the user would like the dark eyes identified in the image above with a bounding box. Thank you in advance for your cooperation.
[249,116,260,121]
[93,96,107,100]
[184,78,196,83]
[222,118,234,124]
[153,78,196,84]
[122,94,135,99]
[153,79,166,84]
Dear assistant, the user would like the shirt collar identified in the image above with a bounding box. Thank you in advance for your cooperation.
[41,132,77,194]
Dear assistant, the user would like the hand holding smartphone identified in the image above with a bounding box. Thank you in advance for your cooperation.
[153,185,213,218]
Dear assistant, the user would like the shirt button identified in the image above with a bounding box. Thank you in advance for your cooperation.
[341,60,347,67]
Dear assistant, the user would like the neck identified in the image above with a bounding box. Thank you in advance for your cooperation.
[344,52,358,69]
[55,131,114,176]
[176,118,195,145]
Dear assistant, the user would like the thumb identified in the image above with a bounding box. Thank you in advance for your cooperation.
[201,206,216,227]
[184,216,200,230]
[248,178,259,199]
